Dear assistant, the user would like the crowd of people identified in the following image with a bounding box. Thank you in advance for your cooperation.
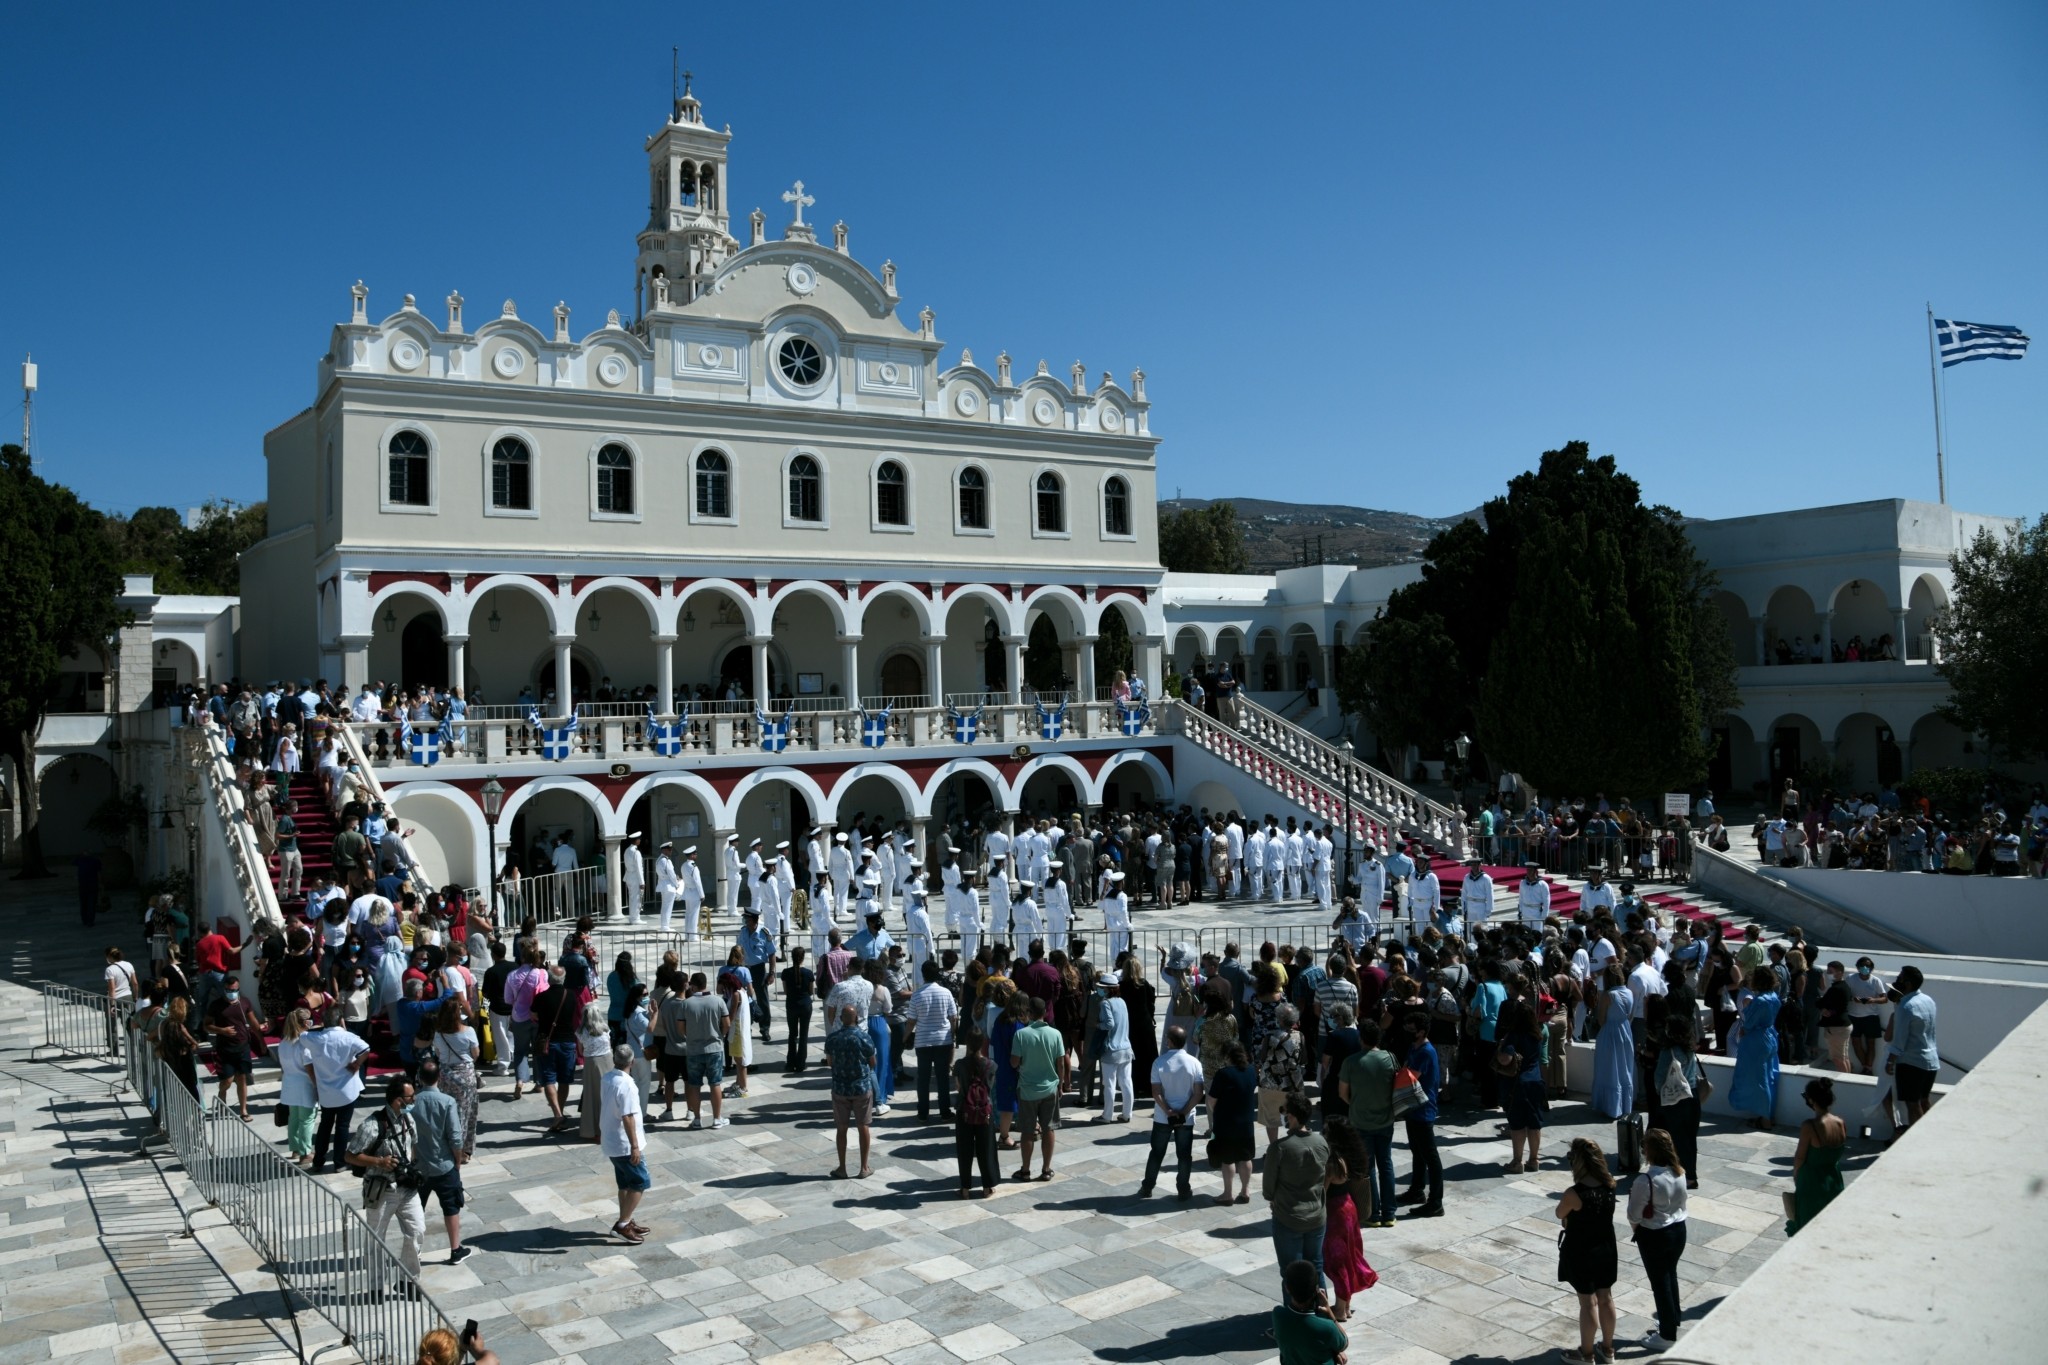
[1750,778,2048,875]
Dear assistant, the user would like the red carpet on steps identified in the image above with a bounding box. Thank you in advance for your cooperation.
[1418,854,1731,933]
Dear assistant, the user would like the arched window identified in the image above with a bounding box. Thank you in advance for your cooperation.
[875,460,908,526]
[958,467,988,530]
[490,437,531,511]
[596,444,634,515]
[387,431,431,506]
[788,454,822,523]
[695,450,730,519]
[1103,475,1131,537]
[1036,471,1065,534]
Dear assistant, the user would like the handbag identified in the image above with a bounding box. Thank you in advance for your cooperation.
[271,1101,289,1128]
[1390,1065,1426,1118]
[1657,1055,1694,1107]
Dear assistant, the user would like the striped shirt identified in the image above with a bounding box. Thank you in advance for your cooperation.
[911,982,958,1048]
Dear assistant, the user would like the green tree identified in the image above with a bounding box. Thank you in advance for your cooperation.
[1158,501,1251,575]
[1936,513,2048,761]
[0,446,128,877]
[1097,604,1135,683]
[104,499,266,594]
[1344,442,1736,796]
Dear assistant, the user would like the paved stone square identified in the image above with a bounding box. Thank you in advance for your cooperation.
[1,873,1862,1365]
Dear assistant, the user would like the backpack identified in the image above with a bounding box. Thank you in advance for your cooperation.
[960,1057,993,1125]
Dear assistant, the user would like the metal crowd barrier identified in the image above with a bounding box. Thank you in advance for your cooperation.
[32,980,127,1063]
[149,1055,455,1365]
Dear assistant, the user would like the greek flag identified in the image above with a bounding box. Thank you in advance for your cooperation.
[1116,700,1152,737]
[757,709,793,754]
[947,706,983,744]
[859,706,892,749]
[399,715,440,766]
[646,702,685,757]
[1936,319,2029,367]
[530,705,580,761]
[1037,700,1067,742]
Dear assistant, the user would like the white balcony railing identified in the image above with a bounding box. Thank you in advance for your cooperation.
[346,697,1163,770]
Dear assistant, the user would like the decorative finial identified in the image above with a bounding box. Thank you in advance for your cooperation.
[1070,361,1087,395]
[653,274,670,307]
[446,291,464,333]
[1035,359,1049,377]
[607,308,621,327]
[553,302,570,343]
[350,280,368,324]
[1101,370,1113,391]
[882,260,897,296]
[832,220,848,253]
[997,351,1012,386]
[1131,367,1146,400]
[501,299,518,319]
[961,347,974,367]
[919,306,935,340]
[749,207,766,247]
[403,293,416,309]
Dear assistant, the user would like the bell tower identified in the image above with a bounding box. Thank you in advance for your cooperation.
[635,71,735,319]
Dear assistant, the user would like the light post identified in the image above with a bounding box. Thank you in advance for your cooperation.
[480,776,505,908]
[1339,737,1355,887]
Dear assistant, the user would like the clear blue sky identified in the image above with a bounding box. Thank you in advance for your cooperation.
[4,2,2043,523]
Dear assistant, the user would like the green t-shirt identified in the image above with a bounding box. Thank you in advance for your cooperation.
[1272,1304,1346,1365]
[1340,1046,1396,1131]
[1012,1020,1065,1101]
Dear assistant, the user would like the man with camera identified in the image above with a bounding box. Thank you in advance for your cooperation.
[348,1074,428,1281]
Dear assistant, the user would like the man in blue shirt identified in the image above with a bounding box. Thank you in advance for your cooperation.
[848,909,894,963]
[1886,966,1939,1136]
[392,978,443,1067]
[1382,844,1416,925]
[410,1057,470,1264]
[738,911,778,1042]
[1395,1013,1442,1218]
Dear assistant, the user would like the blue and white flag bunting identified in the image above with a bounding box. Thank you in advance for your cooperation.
[529,705,580,761]
[646,702,686,757]
[858,706,892,749]
[399,716,440,766]
[1037,701,1067,742]
[947,706,983,744]
[1116,701,1152,737]
[756,709,794,754]
[1936,319,2029,367]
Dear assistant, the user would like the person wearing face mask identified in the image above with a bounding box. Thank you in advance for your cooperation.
[1843,957,1889,1075]
[347,1074,427,1278]
[205,974,268,1121]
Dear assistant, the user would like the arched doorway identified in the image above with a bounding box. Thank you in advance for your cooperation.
[878,652,923,700]
[400,614,448,690]
[38,754,120,859]
[719,646,778,701]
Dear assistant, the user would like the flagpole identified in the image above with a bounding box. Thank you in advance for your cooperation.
[1926,304,1948,504]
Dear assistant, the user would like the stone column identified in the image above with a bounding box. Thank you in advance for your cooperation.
[1892,609,1910,658]
[923,635,945,708]
[602,834,624,918]
[1076,634,1099,700]
[445,634,468,694]
[748,635,772,704]
[654,633,677,711]
[1003,636,1026,704]
[1895,739,1913,778]
[1751,615,1768,666]
[338,634,371,692]
[1140,635,1165,696]
[1819,611,1835,662]
[551,634,575,709]
[839,636,862,709]
[910,816,930,869]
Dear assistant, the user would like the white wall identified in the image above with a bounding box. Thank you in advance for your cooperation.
[1776,867,2048,959]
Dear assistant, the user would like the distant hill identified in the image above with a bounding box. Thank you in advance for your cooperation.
[1159,497,1479,572]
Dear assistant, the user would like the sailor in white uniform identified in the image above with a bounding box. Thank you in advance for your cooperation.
[1354,846,1387,941]
[621,831,646,923]
[903,881,935,980]
[678,846,705,944]
[809,872,836,962]
[1043,860,1072,951]
[1461,856,1495,943]
[745,838,769,925]
[654,840,682,931]
[1284,821,1306,901]
[1011,878,1044,944]
[774,843,797,941]
[1100,870,1131,961]
[1243,825,1266,905]
[1579,865,1618,920]
[1516,856,1552,928]
[876,833,897,918]
[948,852,982,958]
[1224,819,1244,897]
[722,835,743,917]
[828,831,854,913]
[987,853,1013,946]
[1313,826,1335,910]
[1266,825,1288,901]
[1410,862,1443,939]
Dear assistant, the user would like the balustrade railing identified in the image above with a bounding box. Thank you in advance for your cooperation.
[346,696,1163,771]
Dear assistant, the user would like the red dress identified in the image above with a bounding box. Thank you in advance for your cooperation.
[1323,1187,1378,1299]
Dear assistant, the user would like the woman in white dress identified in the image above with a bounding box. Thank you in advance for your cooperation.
[274,725,301,775]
